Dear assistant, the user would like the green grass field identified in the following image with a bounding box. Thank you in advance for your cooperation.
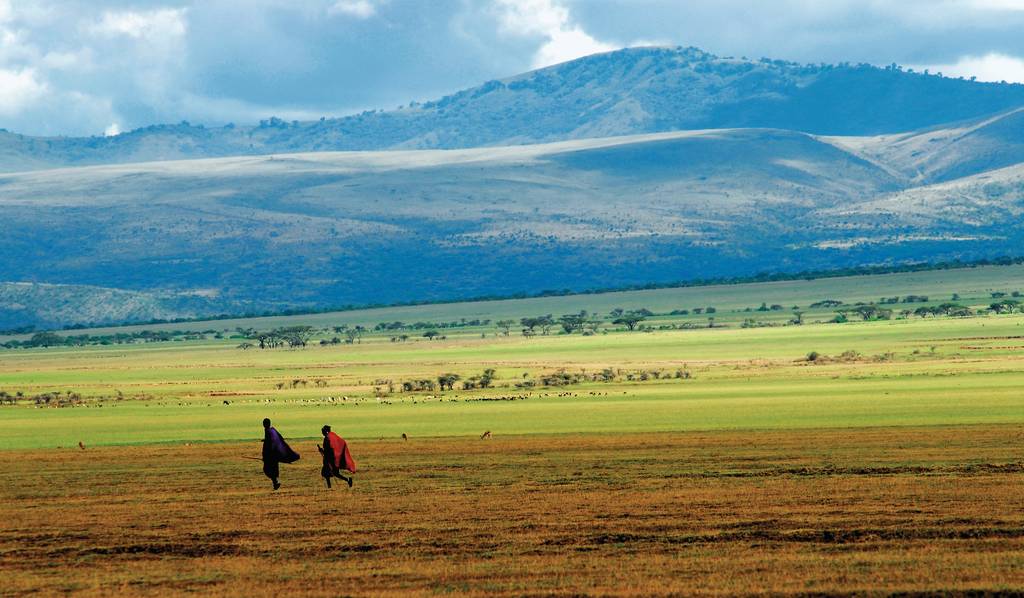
[3,265,1024,449]
[6,265,1024,595]
[7,263,1024,342]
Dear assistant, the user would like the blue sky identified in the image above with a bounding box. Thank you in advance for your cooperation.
[3,0,1024,136]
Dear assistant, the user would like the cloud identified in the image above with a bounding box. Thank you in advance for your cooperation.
[495,0,615,68]
[970,0,1024,10]
[3,0,1024,137]
[916,52,1024,83]
[0,67,46,115]
[89,8,187,40]
[104,122,121,136]
[328,0,377,19]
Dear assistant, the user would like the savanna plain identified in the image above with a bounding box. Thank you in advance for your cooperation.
[3,266,1024,596]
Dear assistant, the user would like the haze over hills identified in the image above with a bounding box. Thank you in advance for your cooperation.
[3,46,1024,173]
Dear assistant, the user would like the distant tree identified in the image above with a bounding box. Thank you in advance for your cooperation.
[277,325,314,348]
[559,311,588,334]
[520,315,554,336]
[496,320,515,336]
[613,311,646,331]
[423,330,440,340]
[437,373,461,391]
[28,332,64,347]
[990,300,1020,314]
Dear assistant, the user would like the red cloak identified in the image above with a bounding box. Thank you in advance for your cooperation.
[326,431,357,472]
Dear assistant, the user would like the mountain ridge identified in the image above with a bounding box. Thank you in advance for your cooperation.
[3,46,1024,172]
[4,46,1024,328]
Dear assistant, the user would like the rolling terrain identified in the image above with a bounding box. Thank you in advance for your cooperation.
[2,46,1024,172]
[2,47,1024,328]
[3,115,1024,328]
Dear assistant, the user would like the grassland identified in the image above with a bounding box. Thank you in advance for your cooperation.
[4,310,1024,449]
[4,428,1024,596]
[8,262,1024,341]
[4,266,1024,595]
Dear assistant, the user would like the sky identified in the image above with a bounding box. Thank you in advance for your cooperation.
[3,0,1024,136]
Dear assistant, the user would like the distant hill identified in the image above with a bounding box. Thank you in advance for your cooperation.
[4,117,1024,328]
[828,108,1024,184]
[0,283,231,331]
[3,46,1024,172]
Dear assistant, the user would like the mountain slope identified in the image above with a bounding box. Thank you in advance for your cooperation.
[827,108,1024,185]
[0,283,231,331]
[0,128,914,327]
[6,123,1024,328]
[3,47,1024,172]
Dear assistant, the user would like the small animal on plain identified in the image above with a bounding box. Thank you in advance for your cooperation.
[78,441,86,451]
[401,433,408,441]
[223,400,230,405]
[480,431,491,440]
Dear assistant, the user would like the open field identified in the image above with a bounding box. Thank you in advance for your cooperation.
[3,428,1024,596]
[5,309,1024,449]
[5,267,1024,594]
[8,262,1024,341]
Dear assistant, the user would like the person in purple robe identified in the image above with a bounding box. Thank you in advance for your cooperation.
[262,418,299,490]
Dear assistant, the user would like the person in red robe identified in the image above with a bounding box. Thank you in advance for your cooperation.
[318,425,356,488]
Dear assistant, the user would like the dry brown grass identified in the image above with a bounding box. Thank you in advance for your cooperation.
[3,427,1024,596]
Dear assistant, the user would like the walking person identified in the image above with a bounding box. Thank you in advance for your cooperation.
[318,425,356,488]
[262,418,300,490]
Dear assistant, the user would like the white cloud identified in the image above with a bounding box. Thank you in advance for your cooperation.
[42,49,90,70]
[328,0,377,19]
[104,122,121,136]
[495,0,616,68]
[916,52,1024,83]
[970,0,1024,10]
[0,67,46,115]
[90,8,187,40]
[534,27,616,68]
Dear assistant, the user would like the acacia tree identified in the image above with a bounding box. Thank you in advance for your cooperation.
[278,325,314,348]
[345,325,367,344]
[437,373,461,391]
[559,311,588,334]
[613,311,646,331]
[496,320,515,336]
[520,315,555,336]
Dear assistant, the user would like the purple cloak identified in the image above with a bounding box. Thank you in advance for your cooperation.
[263,427,300,464]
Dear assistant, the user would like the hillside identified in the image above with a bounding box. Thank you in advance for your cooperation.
[3,47,1024,172]
[0,283,231,332]
[4,118,1024,329]
[828,108,1024,184]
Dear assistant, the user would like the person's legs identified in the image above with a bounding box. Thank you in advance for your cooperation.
[332,467,353,487]
[264,461,280,490]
